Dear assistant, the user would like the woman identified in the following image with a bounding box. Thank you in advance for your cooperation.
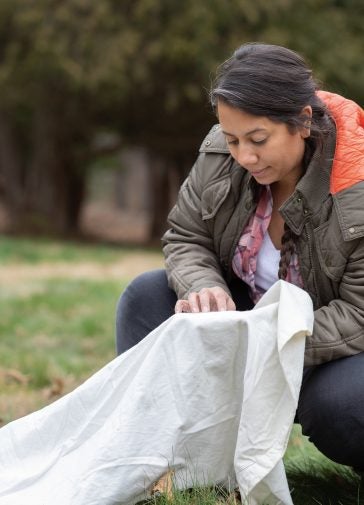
[116,43,364,472]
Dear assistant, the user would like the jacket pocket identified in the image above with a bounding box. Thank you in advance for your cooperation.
[201,176,231,220]
[314,222,347,281]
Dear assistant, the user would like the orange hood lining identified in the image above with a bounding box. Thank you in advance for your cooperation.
[317,90,364,195]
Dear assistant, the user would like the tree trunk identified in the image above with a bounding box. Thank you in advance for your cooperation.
[147,153,189,244]
[26,104,86,235]
[0,112,25,215]
[148,156,169,243]
[0,107,86,236]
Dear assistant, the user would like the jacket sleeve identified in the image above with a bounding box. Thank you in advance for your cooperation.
[162,151,231,300]
[305,237,364,366]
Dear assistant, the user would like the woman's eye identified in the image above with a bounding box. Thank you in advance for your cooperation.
[226,139,238,146]
[251,138,267,145]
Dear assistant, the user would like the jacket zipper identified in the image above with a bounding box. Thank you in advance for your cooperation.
[304,223,320,308]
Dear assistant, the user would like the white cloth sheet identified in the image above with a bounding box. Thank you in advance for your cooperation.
[0,280,313,505]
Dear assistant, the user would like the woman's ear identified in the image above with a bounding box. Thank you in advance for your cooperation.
[300,105,312,139]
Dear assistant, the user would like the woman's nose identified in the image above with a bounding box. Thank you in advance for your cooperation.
[237,147,259,167]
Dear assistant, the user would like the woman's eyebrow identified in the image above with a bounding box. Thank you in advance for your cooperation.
[222,127,267,137]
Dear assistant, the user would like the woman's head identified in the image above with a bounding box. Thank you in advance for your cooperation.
[217,101,310,187]
[210,42,328,140]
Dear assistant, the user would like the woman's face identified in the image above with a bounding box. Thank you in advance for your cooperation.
[217,100,311,187]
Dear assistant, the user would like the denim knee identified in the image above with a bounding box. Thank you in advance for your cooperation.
[297,353,364,469]
[115,269,176,355]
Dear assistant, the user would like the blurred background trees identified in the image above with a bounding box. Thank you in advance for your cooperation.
[0,0,362,243]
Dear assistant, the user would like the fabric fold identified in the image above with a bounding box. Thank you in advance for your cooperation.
[0,280,313,505]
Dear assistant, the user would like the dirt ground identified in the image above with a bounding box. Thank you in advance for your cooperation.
[0,253,164,285]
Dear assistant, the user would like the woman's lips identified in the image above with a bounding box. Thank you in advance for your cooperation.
[250,167,268,176]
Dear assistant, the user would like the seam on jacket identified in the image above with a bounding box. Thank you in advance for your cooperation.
[306,329,364,349]
[166,257,191,292]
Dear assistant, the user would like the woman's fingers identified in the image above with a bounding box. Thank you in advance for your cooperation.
[175,287,236,313]
[175,299,192,313]
[187,291,202,313]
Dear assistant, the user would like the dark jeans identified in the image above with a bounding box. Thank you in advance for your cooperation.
[115,269,364,470]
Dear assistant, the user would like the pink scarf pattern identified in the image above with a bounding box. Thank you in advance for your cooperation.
[232,186,303,303]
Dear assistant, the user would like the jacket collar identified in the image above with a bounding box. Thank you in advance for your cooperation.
[296,123,335,207]
[280,122,336,235]
[281,117,364,240]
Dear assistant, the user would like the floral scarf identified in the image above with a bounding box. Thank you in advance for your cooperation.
[232,185,303,303]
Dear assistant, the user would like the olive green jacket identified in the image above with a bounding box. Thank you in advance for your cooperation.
[162,98,364,366]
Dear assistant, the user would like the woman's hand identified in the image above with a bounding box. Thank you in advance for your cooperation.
[175,287,236,313]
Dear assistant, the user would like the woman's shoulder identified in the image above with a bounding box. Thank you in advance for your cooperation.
[186,124,241,189]
[198,124,231,154]
[187,125,247,195]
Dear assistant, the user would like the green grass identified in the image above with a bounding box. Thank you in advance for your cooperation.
[143,485,241,505]
[0,236,152,424]
[0,278,123,380]
[144,455,362,505]
[285,425,362,504]
[0,235,148,264]
[0,236,362,504]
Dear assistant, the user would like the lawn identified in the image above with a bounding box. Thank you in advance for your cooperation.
[0,236,164,422]
[0,236,362,504]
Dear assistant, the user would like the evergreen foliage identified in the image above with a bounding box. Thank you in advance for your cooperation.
[0,0,362,238]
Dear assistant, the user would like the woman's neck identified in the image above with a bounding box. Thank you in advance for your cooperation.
[270,179,297,210]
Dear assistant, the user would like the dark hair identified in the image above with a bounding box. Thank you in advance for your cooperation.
[210,42,329,144]
[210,42,331,281]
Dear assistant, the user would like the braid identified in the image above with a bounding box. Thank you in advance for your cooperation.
[278,140,313,281]
[278,223,298,280]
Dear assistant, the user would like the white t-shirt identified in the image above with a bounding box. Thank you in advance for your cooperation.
[255,231,280,292]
